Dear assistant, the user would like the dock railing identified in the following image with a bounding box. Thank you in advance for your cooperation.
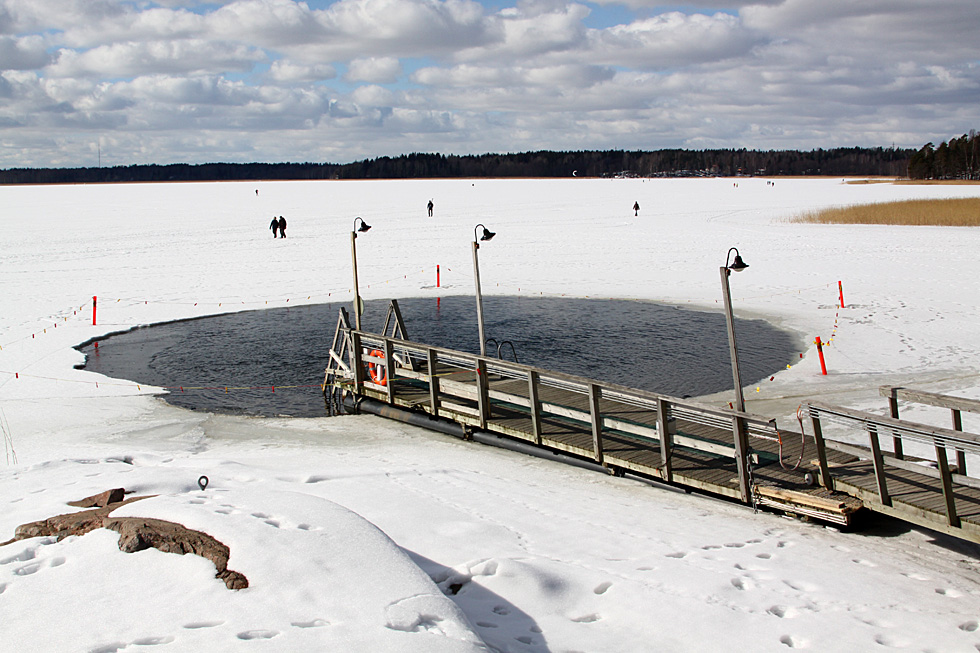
[327,322,784,504]
[880,385,980,475]
[803,401,980,528]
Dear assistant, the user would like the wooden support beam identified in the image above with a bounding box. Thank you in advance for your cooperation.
[656,397,672,483]
[809,413,834,490]
[887,392,905,459]
[588,383,604,465]
[528,370,543,446]
[475,359,490,430]
[934,442,960,527]
[427,350,441,418]
[351,333,365,393]
[867,424,891,506]
[731,415,751,504]
[952,409,967,475]
[383,339,396,404]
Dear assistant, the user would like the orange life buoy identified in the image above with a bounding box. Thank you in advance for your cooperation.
[368,349,387,386]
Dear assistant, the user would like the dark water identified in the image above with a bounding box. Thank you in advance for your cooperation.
[76,296,799,417]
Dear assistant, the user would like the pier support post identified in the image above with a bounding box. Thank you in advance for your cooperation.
[351,332,365,394]
[383,339,396,404]
[867,424,891,506]
[886,390,905,460]
[656,398,672,483]
[528,370,543,446]
[934,441,960,527]
[731,415,751,503]
[427,349,441,418]
[809,411,834,490]
[475,358,490,429]
[588,383,604,465]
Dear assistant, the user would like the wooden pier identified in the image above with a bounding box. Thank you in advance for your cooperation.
[323,304,980,545]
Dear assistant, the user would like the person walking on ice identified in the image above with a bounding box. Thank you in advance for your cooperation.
[270,216,280,238]
[278,215,287,238]
[427,199,434,217]
[633,201,640,216]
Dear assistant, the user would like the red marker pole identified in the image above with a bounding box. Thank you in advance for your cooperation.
[92,296,97,326]
[436,264,441,288]
[838,281,845,308]
[815,336,828,375]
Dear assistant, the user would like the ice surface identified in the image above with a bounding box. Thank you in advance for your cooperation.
[2,178,980,652]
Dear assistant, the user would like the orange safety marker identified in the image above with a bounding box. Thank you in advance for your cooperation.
[815,336,828,375]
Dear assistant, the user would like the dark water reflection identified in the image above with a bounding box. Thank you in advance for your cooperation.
[77,296,799,417]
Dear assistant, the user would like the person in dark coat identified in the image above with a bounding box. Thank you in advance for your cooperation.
[278,215,287,238]
[633,201,640,216]
[270,216,280,238]
[427,199,434,217]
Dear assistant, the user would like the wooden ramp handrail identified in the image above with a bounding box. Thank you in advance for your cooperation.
[803,401,980,453]
[342,325,787,504]
[880,385,980,415]
[352,329,779,432]
[803,400,980,528]
[879,385,978,473]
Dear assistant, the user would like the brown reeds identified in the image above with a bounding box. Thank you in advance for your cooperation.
[794,198,980,226]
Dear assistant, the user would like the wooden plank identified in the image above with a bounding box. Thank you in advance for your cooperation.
[755,486,847,512]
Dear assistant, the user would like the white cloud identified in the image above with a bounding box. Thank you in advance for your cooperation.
[0,34,50,70]
[586,11,761,69]
[351,84,395,106]
[346,57,402,83]
[46,40,265,79]
[0,0,978,166]
[268,59,337,83]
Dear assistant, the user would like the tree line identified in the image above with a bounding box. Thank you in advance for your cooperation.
[907,131,980,180]
[0,146,921,185]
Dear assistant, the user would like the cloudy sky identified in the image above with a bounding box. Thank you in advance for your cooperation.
[1,0,978,167]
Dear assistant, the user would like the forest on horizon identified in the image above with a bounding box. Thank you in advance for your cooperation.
[1,134,976,184]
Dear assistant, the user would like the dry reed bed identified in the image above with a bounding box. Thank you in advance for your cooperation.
[795,198,980,226]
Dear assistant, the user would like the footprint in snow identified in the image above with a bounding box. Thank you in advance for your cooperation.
[593,581,612,595]
[237,630,280,640]
[184,621,224,630]
[291,619,329,628]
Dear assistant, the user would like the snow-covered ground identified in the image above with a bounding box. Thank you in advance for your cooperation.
[2,178,980,652]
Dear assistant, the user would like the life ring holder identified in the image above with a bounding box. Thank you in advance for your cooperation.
[367,349,387,386]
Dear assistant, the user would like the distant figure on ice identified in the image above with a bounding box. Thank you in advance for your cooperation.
[427,199,434,217]
[633,201,640,216]
[270,216,280,238]
[278,215,287,238]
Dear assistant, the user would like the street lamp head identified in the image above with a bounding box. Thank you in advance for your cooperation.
[726,247,748,272]
[354,217,372,234]
[474,224,496,242]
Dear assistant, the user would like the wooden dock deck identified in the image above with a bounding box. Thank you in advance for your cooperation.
[323,308,980,545]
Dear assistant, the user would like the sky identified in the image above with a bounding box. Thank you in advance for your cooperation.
[0,0,978,168]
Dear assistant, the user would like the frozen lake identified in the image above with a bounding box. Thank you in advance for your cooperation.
[76,296,799,416]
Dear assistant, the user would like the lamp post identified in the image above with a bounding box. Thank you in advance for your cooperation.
[472,223,496,356]
[720,247,749,411]
[351,217,372,330]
